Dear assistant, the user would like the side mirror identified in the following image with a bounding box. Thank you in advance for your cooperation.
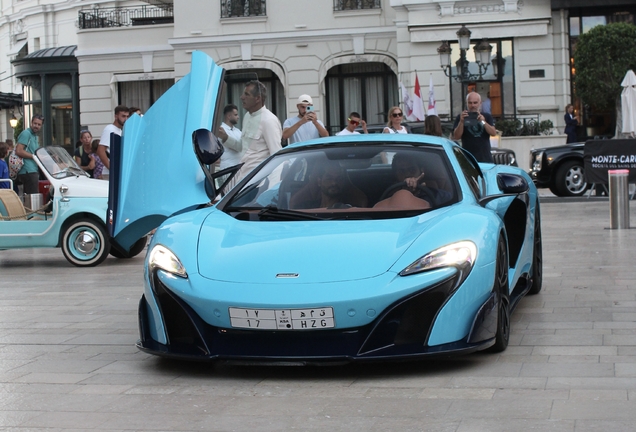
[497,173,529,194]
[478,173,529,207]
[193,128,224,165]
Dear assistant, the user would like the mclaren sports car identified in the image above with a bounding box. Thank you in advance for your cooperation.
[109,52,542,363]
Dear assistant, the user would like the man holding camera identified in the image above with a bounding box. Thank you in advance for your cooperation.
[282,94,329,145]
[453,92,496,163]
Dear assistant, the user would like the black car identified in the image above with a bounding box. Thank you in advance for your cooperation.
[528,142,588,196]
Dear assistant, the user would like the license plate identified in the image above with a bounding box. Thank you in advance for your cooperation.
[229,307,335,330]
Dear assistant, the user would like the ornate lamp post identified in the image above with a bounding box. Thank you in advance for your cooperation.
[437,25,493,83]
[9,114,18,129]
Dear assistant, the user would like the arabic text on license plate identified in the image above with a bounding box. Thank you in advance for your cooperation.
[229,307,335,330]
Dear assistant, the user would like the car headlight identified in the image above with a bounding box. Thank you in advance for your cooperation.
[400,241,477,277]
[148,244,188,278]
[531,151,543,171]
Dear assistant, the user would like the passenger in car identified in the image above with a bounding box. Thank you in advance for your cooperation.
[290,161,368,209]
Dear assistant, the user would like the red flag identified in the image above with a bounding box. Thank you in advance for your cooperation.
[412,74,425,121]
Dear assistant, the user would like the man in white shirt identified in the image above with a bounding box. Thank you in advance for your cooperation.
[216,104,243,170]
[282,94,329,145]
[231,81,283,184]
[97,105,129,180]
[336,112,368,135]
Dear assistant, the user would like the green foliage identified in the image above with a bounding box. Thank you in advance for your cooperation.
[539,120,554,135]
[13,117,23,142]
[574,23,636,111]
[495,118,553,137]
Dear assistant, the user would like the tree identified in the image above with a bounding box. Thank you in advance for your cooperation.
[574,22,636,111]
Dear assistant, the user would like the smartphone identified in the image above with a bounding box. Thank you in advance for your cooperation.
[467,111,478,119]
[306,105,314,113]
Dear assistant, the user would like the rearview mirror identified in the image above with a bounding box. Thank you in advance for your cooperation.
[193,128,224,165]
[497,173,529,194]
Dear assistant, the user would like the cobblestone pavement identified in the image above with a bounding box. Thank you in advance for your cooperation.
[1,197,636,432]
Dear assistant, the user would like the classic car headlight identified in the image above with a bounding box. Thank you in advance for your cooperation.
[531,151,543,171]
[148,245,188,278]
[400,241,477,277]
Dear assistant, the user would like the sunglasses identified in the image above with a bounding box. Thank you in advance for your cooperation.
[391,112,403,118]
[348,118,360,126]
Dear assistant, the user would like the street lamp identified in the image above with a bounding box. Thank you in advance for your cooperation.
[9,115,18,129]
[438,25,492,83]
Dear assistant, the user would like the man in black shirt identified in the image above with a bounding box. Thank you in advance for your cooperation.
[453,92,497,163]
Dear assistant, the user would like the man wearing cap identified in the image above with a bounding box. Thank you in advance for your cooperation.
[282,94,329,145]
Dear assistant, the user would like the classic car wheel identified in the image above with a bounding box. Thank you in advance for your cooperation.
[61,219,110,267]
[487,236,510,353]
[109,236,148,259]
[553,160,588,197]
[528,206,543,295]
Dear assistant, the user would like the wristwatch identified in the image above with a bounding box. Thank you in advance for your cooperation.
[481,120,486,125]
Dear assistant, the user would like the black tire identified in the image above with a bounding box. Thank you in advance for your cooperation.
[110,236,148,259]
[528,206,543,295]
[61,218,110,267]
[487,236,510,353]
[553,160,588,197]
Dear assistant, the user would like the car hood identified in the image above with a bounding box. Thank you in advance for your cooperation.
[109,51,225,250]
[50,176,109,198]
[196,210,442,283]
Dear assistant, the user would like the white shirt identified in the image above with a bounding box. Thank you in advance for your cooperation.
[219,122,243,170]
[99,124,122,175]
[383,126,408,134]
[336,128,360,136]
[235,106,283,182]
[283,116,325,144]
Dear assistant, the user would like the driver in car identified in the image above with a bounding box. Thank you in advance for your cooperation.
[374,153,451,209]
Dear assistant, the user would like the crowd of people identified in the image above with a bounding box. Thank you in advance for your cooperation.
[1,89,496,196]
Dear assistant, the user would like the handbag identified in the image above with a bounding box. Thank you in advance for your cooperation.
[8,150,24,179]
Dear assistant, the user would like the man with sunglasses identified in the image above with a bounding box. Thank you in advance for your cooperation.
[282,94,329,145]
[336,112,368,135]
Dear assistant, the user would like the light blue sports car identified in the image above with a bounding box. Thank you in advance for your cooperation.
[110,52,542,363]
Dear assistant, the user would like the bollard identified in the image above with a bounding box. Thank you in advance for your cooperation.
[608,169,630,229]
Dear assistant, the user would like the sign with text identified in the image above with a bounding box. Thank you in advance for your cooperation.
[583,139,636,184]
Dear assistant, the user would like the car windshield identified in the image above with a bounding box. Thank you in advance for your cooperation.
[221,144,458,221]
[35,146,89,179]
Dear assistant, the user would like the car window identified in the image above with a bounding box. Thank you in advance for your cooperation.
[221,144,458,220]
[453,147,484,199]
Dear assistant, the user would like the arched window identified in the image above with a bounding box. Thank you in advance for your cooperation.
[325,63,398,134]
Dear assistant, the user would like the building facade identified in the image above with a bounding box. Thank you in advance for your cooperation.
[1,0,634,149]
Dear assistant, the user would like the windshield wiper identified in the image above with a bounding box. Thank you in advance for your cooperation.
[258,205,327,221]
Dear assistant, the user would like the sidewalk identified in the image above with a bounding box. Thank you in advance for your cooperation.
[0,198,635,431]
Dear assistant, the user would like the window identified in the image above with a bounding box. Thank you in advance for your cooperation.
[119,79,173,113]
[449,40,514,121]
[221,0,266,18]
[333,0,381,11]
[49,82,73,152]
[326,63,398,134]
[223,69,286,124]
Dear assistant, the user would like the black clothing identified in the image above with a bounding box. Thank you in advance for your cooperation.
[453,112,495,163]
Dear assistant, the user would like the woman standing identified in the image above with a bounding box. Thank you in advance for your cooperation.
[383,107,408,134]
[74,130,95,177]
[564,104,579,144]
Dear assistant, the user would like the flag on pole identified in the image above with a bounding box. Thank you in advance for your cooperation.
[400,81,415,121]
[412,73,425,121]
[427,74,437,116]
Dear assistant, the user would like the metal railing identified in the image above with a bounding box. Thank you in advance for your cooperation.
[333,0,381,10]
[221,0,266,18]
[493,114,550,137]
[78,5,174,29]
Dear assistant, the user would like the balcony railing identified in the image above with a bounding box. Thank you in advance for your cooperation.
[78,5,174,29]
[221,0,266,18]
[333,0,381,11]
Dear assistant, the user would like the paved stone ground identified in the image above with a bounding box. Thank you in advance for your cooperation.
[1,197,636,432]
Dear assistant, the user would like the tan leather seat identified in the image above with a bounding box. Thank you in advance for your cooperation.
[0,189,27,220]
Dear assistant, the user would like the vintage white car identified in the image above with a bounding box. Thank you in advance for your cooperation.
[0,146,146,266]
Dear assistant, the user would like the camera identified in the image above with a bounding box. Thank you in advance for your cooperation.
[467,111,478,119]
